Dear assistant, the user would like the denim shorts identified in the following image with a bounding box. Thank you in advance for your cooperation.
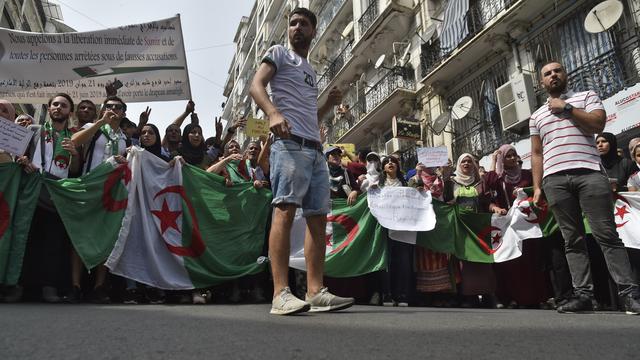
[269,139,330,216]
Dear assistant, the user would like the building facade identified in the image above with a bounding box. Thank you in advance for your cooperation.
[1,0,73,120]
[223,0,640,169]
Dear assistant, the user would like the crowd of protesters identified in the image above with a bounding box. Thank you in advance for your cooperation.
[1,7,640,315]
[1,89,640,312]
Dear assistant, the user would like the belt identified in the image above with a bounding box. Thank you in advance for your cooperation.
[278,134,322,151]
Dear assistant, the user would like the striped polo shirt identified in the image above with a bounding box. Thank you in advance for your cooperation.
[529,90,604,177]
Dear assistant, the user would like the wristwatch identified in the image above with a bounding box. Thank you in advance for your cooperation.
[564,103,574,114]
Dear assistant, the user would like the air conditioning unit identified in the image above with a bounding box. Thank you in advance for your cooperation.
[385,137,415,155]
[497,73,536,132]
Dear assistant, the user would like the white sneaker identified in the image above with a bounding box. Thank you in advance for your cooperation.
[305,287,355,312]
[270,287,310,315]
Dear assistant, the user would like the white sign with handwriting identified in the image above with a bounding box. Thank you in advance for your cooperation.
[0,117,32,156]
[416,147,449,168]
[367,187,436,232]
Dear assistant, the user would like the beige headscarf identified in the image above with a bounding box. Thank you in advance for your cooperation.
[453,153,479,186]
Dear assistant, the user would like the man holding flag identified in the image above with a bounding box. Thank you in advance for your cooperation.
[250,7,354,315]
[530,61,640,314]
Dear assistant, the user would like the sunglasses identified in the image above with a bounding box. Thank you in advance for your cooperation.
[104,103,124,111]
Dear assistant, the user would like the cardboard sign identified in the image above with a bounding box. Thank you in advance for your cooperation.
[245,116,270,138]
[0,117,33,156]
[416,147,449,168]
[327,143,355,154]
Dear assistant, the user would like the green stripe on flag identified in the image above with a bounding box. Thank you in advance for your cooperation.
[324,195,387,277]
[181,164,270,288]
[46,162,129,269]
[0,163,41,285]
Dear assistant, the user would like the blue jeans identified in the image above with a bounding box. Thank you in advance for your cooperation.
[542,169,638,297]
[269,139,330,216]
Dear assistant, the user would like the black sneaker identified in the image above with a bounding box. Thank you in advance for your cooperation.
[90,285,111,304]
[63,286,82,304]
[145,287,165,305]
[123,288,143,304]
[557,295,594,314]
[3,285,23,303]
[624,293,640,315]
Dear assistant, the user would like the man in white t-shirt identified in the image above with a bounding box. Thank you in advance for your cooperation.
[530,61,640,314]
[72,95,127,175]
[24,94,79,303]
[250,7,354,315]
[68,95,127,304]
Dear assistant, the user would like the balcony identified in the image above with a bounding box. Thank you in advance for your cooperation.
[420,0,554,87]
[358,1,378,36]
[334,68,417,146]
[310,0,350,52]
[317,41,353,94]
[313,0,415,107]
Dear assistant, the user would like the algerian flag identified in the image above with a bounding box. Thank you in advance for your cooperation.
[0,163,41,285]
[106,148,269,290]
[46,158,129,269]
[614,192,640,250]
[290,194,387,277]
[418,190,544,263]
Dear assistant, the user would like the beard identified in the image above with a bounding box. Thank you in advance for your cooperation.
[291,33,311,50]
[51,114,68,123]
[546,79,567,94]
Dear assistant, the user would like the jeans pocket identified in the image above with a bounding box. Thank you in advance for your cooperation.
[275,139,302,152]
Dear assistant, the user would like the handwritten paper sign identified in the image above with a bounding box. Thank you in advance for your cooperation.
[417,147,449,168]
[327,143,355,154]
[367,187,436,231]
[245,116,269,137]
[0,117,32,156]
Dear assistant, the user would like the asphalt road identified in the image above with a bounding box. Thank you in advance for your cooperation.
[1,304,639,359]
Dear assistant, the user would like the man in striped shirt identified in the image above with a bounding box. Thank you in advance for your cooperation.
[530,61,640,314]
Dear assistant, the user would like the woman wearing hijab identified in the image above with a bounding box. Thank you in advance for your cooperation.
[596,132,636,192]
[139,124,168,161]
[377,156,414,306]
[485,145,553,308]
[410,164,459,306]
[451,153,496,307]
[178,123,212,170]
[625,143,640,284]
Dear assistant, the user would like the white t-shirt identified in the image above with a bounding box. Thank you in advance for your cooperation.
[263,45,320,142]
[529,90,604,177]
[82,122,127,174]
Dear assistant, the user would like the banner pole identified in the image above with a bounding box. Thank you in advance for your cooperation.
[176,14,193,100]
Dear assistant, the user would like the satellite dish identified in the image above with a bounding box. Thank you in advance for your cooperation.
[374,54,386,69]
[341,21,354,38]
[584,0,624,33]
[423,24,437,42]
[451,96,473,120]
[431,112,451,135]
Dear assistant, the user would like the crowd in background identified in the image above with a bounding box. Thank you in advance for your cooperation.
[0,87,639,312]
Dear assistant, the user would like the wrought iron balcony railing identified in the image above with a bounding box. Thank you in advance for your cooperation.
[311,0,348,49]
[358,1,379,36]
[419,0,516,79]
[316,40,354,93]
[328,68,416,142]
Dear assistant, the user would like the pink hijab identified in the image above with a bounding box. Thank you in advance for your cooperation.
[495,144,522,184]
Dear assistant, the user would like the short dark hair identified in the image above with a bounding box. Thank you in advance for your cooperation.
[540,60,564,72]
[290,7,317,29]
[102,95,127,112]
[48,93,74,112]
[78,99,96,110]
